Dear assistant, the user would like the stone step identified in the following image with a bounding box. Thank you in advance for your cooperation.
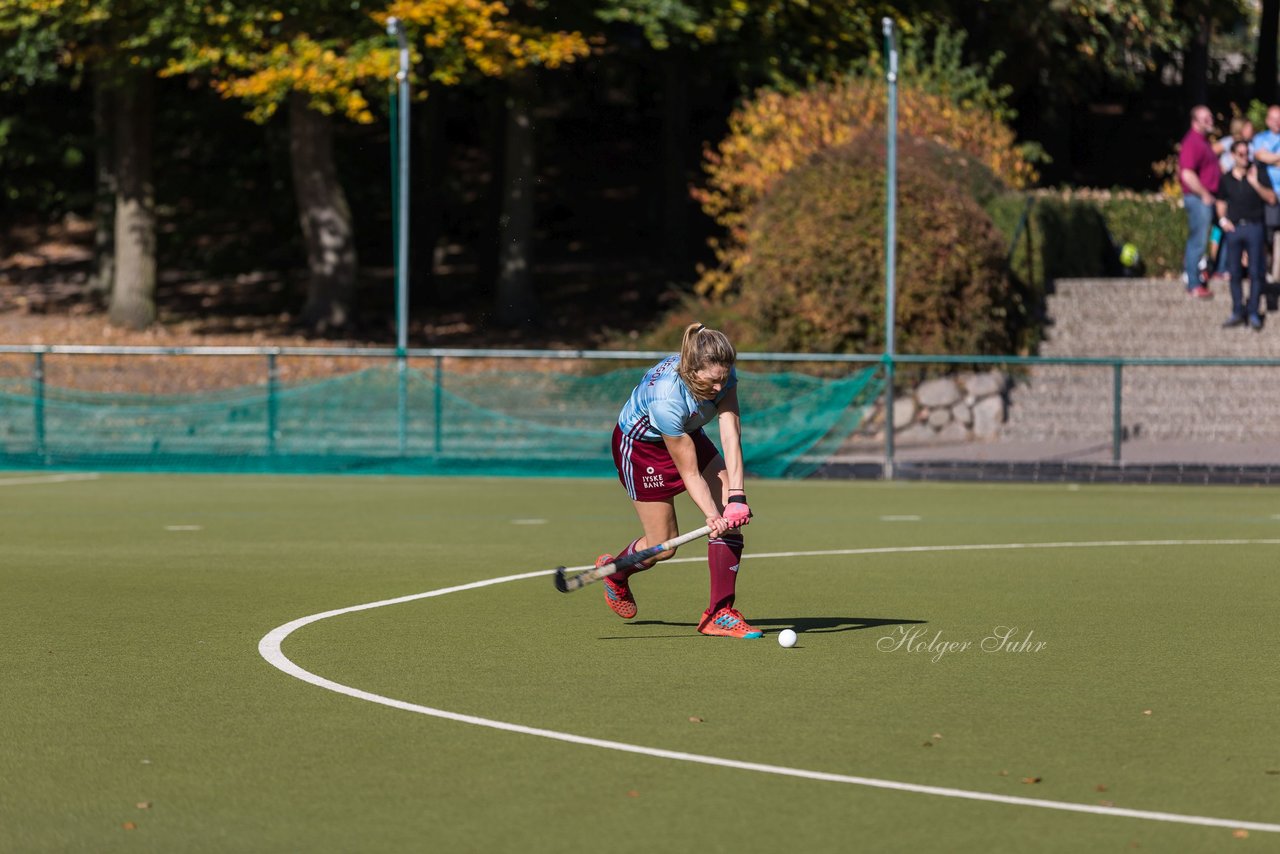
[1003,418,1271,439]
[1036,341,1280,358]
[1008,379,1278,396]
[1016,361,1279,375]
[1007,412,1274,430]
[1001,426,1280,441]
[996,277,1280,442]
[1044,312,1273,329]
[1042,283,1268,314]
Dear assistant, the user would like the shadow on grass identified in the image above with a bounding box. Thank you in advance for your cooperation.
[599,616,926,640]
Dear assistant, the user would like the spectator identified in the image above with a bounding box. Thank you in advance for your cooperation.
[1210,117,1255,279]
[1218,116,1255,172]
[1179,105,1220,299]
[1249,105,1280,282]
[1217,140,1276,330]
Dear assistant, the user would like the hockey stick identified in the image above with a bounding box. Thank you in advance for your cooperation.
[553,525,713,593]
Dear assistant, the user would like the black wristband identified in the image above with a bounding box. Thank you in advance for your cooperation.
[727,494,748,505]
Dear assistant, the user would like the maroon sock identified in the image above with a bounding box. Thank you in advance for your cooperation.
[707,532,744,613]
[608,537,654,583]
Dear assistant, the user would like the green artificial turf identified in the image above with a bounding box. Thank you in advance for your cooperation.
[1,473,1277,852]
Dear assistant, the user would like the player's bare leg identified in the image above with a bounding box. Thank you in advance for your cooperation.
[599,499,677,619]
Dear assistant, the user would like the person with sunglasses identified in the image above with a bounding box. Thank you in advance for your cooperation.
[1216,141,1277,330]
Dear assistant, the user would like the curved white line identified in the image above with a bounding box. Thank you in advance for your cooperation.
[259,540,1280,834]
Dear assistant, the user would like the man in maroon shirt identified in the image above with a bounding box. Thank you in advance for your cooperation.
[1180,105,1221,299]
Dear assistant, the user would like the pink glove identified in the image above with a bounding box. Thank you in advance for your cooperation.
[724,496,751,528]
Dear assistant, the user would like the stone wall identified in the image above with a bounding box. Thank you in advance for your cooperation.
[865,371,1009,443]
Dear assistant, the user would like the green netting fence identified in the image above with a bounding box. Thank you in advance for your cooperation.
[0,351,882,479]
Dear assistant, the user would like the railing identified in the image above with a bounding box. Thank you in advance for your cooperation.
[886,353,1280,466]
[4,344,1280,474]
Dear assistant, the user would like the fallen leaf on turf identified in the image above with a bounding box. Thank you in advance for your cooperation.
[1099,800,1114,807]
[1095,785,1108,792]
[122,822,137,831]
[1021,777,1041,784]
[998,770,1008,776]
[1233,830,1249,839]
[135,802,151,810]
[626,790,639,798]
[688,716,703,723]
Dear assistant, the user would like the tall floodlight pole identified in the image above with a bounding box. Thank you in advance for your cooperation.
[882,17,899,480]
[388,17,411,453]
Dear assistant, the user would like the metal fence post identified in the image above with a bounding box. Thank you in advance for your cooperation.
[398,356,408,456]
[434,356,443,455]
[882,17,899,481]
[1112,362,1123,464]
[884,357,896,479]
[267,351,279,456]
[33,350,46,459]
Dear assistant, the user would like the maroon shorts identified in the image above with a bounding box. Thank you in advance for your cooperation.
[611,424,720,501]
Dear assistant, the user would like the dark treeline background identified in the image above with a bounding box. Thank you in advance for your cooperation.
[0,1,1275,344]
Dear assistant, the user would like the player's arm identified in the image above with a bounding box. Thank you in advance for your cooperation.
[715,387,750,527]
[662,431,728,535]
[1180,167,1212,204]
[715,387,745,495]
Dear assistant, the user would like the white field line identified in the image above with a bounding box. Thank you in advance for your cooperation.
[259,539,1280,834]
[0,473,100,487]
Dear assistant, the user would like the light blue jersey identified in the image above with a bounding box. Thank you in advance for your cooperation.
[1252,129,1280,189]
[618,355,737,441]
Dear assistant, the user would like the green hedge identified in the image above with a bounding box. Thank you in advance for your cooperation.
[996,188,1184,285]
[1090,191,1185,276]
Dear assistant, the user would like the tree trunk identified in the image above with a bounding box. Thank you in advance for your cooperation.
[1182,14,1211,107]
[90,72,116,299]
[1258,0,1280,104]
[494,72,537,327]
[660,50,691,278]
[289,92,358,333]
[491,72,537,327]
[411,88,445,297]
[476,83,505,297]
[108,71,156,330]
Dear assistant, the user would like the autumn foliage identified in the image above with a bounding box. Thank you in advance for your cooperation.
[165,1,591,124]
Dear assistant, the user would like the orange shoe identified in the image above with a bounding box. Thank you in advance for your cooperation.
[697,606,763,639]
[599,555,637,619]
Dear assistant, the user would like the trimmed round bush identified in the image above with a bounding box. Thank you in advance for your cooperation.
[733,134,1015,355]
